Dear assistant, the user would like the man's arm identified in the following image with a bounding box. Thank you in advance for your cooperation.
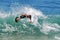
[29,15,32,23]
[30,15,31,20]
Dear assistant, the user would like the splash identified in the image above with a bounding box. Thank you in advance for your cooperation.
[0,5,60,38]
[40,23,60,35]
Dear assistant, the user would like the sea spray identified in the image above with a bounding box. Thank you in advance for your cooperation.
[0,7,60,40]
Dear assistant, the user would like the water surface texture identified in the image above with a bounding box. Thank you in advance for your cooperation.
[0,0,60,40]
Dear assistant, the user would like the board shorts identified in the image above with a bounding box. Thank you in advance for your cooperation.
[20,15,26,19]
[20,15,31,20]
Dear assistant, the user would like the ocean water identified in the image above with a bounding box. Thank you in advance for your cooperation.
[0,7,60,40]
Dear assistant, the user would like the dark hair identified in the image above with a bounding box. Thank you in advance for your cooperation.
[15,17,19,22]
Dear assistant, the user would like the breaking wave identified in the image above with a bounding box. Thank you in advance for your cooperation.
[0,6,60,39]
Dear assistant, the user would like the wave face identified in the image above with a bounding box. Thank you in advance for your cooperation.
[0,6,60,40]
[0,6,47,35]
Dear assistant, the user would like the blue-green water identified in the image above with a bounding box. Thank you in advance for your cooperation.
[0,7,60,40]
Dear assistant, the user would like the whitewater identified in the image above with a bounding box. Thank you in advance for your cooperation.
[0,6,60,40]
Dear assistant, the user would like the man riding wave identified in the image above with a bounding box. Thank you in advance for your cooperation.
[15,14,32,23]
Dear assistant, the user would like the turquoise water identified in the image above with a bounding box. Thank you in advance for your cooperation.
[0,35,52,40]
[0,7,60,40]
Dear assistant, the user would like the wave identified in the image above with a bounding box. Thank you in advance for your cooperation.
[0,6,60,37]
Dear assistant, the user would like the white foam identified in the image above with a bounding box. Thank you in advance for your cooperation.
[55,36,60,40]
[11,6,47,21]
[21,7,47,18]
[40,22,60,35]
[0,12,10,18]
